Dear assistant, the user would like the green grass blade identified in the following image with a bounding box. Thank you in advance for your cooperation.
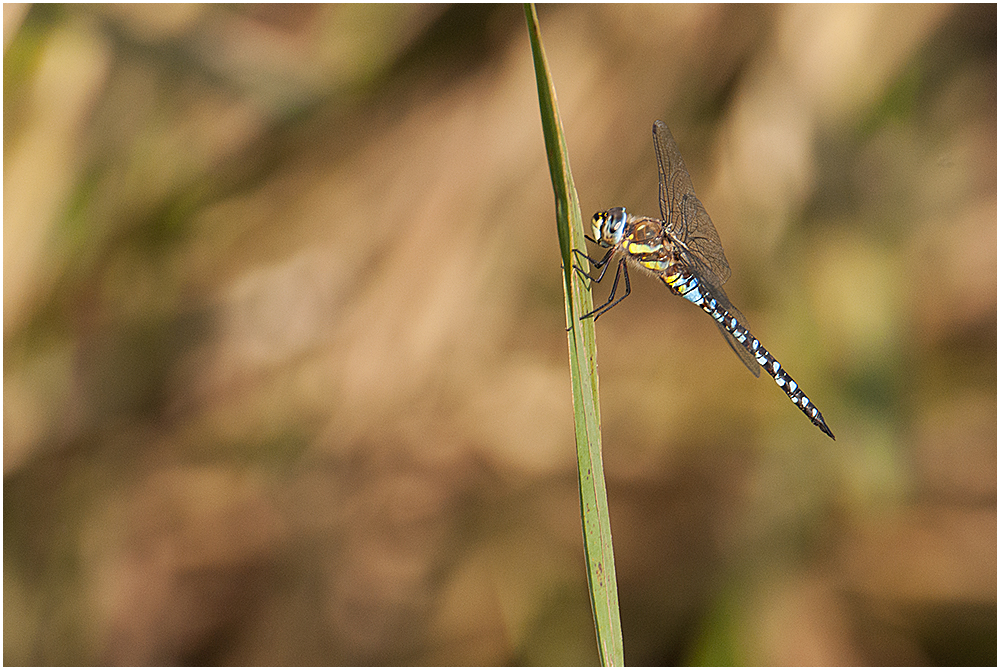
[523,4,624,666]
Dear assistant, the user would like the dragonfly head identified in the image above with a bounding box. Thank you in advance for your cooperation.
[592,207,627,246]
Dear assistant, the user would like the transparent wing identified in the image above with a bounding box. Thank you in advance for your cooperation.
[679,250,761,377]
[653,120,732,285]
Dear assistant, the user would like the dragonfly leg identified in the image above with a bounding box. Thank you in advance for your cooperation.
[579,257,630,321]
[571,245,615,285]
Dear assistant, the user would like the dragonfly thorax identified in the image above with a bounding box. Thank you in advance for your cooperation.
[592,207,628,246]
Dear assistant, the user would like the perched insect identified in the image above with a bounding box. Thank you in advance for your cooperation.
[575,121,834,439]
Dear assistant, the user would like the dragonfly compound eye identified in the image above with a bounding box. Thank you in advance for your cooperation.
[607,207,627,242]
[591,208,628,244]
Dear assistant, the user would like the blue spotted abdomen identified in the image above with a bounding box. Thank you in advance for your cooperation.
[662,265,835,439]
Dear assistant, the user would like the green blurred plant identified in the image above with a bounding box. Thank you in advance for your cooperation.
[524,4,623,666]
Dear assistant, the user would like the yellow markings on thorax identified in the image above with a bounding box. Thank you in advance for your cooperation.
[639,257,672,272]
[620,216,676,274]
[625,239,661,255]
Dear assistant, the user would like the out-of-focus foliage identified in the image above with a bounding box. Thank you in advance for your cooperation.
[4,4,995,665]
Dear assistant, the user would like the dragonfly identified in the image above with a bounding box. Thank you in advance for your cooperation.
[574,120,834,440]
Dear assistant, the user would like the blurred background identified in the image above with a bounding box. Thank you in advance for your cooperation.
[4,4,995,665]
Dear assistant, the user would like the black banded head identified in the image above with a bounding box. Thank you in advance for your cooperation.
[592,207,628,246]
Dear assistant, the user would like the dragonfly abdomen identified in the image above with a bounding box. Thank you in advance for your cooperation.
[662,265,836,440]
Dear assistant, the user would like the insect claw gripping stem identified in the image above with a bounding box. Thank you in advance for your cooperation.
[568,245,618,330]
[579,257,631,321]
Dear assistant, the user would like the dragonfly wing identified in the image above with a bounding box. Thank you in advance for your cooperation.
[711,312,762,378]
[653,121,732,284]
[682,249,762,378]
